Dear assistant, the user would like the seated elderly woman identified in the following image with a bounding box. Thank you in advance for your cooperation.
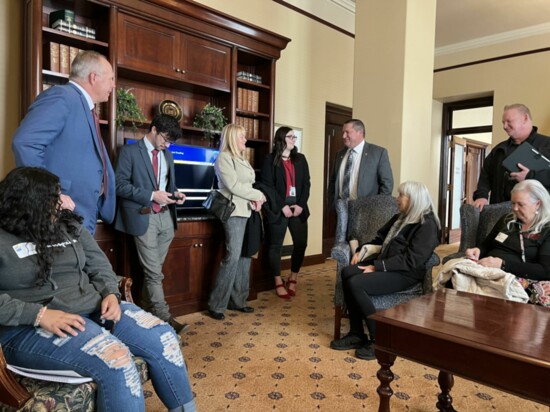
[330,181,440,360]
[463,179,550,304]
[0,167,195,412]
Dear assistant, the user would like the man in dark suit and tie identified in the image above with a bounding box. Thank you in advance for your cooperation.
[115,114,187,333]
[329,119,394,207]
[12,51,116,235]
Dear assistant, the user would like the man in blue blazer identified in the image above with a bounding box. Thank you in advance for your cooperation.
[328,119,394,208]
[115,114,187,333]
[12,51,116,235]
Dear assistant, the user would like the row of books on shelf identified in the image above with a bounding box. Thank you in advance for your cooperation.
[49,9,96,40]
[44,42,81,75]
[236,116,261,140]
[237,71,262,84]
[237,88,260,113]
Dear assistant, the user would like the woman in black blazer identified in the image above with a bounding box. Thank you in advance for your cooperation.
[330,181,440,360]
[260,126,311,299]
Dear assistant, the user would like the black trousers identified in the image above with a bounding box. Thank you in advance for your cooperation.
[266,216,308,277]
[341,264,418,339]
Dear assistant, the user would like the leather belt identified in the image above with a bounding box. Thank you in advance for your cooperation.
[139,206,169,215]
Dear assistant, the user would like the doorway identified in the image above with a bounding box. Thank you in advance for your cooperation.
[322,103,352,257]
[438,97,493,244]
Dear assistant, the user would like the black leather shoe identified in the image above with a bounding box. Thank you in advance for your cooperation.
[228,306,254,313]
[208,310,225,320]
[330,333,367,350]
[355,342,376,360]
[168,318,189,334]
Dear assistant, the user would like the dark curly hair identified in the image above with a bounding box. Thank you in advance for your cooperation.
[0,167,81,282]
[272,126,298,166]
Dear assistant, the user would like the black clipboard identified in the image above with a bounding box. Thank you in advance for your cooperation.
[502,142,550,173]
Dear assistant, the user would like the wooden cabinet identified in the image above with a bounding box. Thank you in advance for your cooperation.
[23,0,291,315]
[162,220,224,316]
[117,13,231,92]
[94,222,124,275]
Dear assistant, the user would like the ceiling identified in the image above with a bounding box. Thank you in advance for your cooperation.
[333,0,550,49]
[434,0,550,48]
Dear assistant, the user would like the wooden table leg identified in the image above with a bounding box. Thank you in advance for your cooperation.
[375,349,396,412]
[436,371,456,412]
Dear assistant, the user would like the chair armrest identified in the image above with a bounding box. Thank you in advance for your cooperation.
[423,252,440,294]
[442,251,465,265]
[0,345,32,409]
[331,242,351,267]
[117,276,134,304]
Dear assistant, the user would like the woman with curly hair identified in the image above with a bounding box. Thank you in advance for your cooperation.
[0,167,195,412]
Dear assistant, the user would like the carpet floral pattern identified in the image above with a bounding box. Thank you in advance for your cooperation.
[144,260,546,411]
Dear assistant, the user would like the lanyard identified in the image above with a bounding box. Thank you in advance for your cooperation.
[518,231,526,263]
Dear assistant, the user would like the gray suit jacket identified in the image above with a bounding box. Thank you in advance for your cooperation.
[329,141,394,208]
[114,138,178,236]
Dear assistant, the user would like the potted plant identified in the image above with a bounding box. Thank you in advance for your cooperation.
[193,103,227,143]
[116,88,147,133]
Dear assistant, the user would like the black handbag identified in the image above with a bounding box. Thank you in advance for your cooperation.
[202,190,235,222]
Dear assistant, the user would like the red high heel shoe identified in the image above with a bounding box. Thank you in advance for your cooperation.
[286,278,297,297]
[275,282,290,299]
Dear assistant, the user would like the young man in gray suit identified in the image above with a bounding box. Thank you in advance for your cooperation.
[329,119,394,207]
[115,114,187,333]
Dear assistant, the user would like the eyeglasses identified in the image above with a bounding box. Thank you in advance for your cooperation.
[159,132,173,144]
[286,135,298,140]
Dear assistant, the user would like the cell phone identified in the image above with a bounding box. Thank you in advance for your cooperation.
[168,193,178,200]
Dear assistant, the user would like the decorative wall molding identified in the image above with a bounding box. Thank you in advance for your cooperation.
[435,22,550,56]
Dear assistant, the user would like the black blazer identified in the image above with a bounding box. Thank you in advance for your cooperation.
[259,153,311,222]
[362,212,439,281]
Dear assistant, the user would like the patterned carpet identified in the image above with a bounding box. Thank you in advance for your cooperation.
[144,258,546,411]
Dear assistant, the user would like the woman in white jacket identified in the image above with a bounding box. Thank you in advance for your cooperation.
[208,124,266,320]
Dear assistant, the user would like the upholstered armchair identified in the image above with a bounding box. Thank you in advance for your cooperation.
[0,277,150,412]
[331,195,440,339]
[442,202,512,264]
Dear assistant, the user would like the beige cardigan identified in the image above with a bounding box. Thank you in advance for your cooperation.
[215,151,264,218]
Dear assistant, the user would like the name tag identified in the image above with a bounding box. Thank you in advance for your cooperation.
[289,186,296,197]
[495,232,508,243]
[13,242,37,258]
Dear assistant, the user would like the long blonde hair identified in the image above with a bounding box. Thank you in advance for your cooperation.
[218,124,246,160]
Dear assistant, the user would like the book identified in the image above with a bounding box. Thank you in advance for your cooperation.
[502,142,550,173]
[44,42,60,72]
[69,46,80,69]
[59,43,70,75]
[49,9,75,27]
[7,364,92,384]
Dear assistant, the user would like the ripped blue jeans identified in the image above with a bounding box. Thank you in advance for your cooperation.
[0,302,195,412]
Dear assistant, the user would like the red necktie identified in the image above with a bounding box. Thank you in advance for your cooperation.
[151,149,161,213]
[92,107,108,197]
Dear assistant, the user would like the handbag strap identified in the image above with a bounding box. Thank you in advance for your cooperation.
[212,154,235,202]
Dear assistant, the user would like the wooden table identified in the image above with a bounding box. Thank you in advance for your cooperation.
[370,289,550,411]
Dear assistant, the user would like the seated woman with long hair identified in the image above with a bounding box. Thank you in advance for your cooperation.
[0,167,195,412]
[330,181,440,360]
[463,179,550,304]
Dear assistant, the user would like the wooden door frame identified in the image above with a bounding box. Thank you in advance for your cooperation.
[438,96,493,243]
[323,102,352,257]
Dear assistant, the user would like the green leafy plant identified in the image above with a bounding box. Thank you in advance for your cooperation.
[193,103,227,140]
[116,88,147,132]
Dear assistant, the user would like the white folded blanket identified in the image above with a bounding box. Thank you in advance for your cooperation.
[434,258,529,303]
